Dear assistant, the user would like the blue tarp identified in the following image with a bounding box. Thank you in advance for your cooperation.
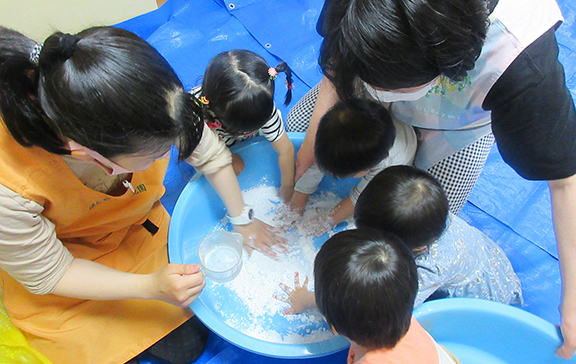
[114,0,576,362]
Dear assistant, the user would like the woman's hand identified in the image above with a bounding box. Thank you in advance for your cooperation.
[234,219,288,259]
[273,272,316,314]
[53,258,204,306]
[148,263,206,307]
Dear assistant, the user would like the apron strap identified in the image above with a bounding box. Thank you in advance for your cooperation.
[142,219,159,235]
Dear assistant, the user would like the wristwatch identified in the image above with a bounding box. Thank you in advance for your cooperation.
[227,205,255,225]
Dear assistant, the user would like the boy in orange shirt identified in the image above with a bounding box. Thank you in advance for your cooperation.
[277,228,460,363]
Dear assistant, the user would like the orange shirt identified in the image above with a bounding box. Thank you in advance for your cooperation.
[349,318,440,364]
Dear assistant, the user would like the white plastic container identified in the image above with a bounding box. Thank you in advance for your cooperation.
[198,230,243,282]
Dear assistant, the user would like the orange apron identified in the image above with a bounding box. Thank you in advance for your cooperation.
[0,122,191,364]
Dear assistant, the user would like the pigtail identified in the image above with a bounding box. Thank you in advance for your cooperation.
[274,62,293,106]
[0,27,67,154]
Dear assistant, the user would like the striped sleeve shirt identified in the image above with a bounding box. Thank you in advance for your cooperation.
[190,86,285,147]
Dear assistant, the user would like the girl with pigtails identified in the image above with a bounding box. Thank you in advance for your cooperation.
[193,49,296,202]
[0,26,287,364]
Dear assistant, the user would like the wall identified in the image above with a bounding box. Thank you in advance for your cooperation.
[0,0,158,41]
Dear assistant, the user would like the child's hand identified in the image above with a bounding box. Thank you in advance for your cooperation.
[272,204,302,232]
[273,272,316,314]
[234,218,288,259]
[296,208,335,237]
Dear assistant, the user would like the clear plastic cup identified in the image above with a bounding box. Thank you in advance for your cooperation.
[198,230,244,282]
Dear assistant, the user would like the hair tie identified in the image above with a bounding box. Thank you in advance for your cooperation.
[268,67,278,80]
[29,43,43,65]
[59,33,82,60]
[198,95,210,105]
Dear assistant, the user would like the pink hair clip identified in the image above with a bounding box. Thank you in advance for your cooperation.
[268,67,278,80]
[286,80,293,90]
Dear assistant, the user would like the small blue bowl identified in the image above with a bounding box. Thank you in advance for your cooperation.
[413,298,575,364]
[169,133,351,358]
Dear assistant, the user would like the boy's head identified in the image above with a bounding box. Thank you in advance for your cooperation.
[315,99,396,178]
[314,227,418,350]
[354,165,449,250]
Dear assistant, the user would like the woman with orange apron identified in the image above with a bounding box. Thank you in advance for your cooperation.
[0,26,222,364]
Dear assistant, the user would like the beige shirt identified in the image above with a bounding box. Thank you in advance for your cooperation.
[186,123,232,175]
[0,123,231,294]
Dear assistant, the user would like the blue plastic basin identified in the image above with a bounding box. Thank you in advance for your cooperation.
[413,298,575,364]
[168,133,351,358]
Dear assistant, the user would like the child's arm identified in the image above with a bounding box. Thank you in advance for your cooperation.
[273,272,316,314]
[289,191,311,212]
[274,165,319,232]
[289,163,323,211]
[187,125,288,258]
[298,196,354,237]
[298,165,384,236]
[271,133,295,202]
[328,196,354,226]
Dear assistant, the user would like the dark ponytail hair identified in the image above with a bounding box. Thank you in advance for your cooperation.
[319,0,489,101]
[0,27,68,154]
[201,49,293,135]
[0,26,203,161]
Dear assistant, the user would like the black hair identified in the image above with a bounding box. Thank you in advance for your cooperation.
[354,165,449,250]
[0,26,203,161]
[315,99,395,178]
[319,0,489,100]
[201,49,293,135]
[314,228,418,350]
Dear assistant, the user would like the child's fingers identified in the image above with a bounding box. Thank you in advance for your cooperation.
[267,224,282,234]
[272,293,288,303]
[294,272,300,287]
[259,243,280,259]
[283,307,295,315]
[279,282,294,295]
[243,242,257,257]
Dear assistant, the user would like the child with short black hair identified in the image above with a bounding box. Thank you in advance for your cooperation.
[277,228,460,363]
[194,49,295,201]
[286,99,417,235]
[354,165,523,306]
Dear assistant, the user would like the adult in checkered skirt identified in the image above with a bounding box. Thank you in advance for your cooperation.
[286,0,576,359]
